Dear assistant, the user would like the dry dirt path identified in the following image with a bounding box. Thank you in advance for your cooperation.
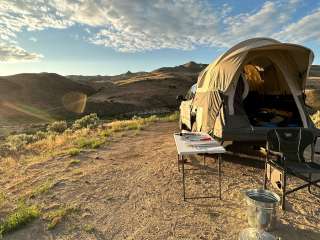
[5,122,320,240]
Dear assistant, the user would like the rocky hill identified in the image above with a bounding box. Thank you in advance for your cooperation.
[75,61,207,117]
[0,62,206,124]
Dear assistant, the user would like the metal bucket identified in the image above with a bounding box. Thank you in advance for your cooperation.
[244,189,280,231]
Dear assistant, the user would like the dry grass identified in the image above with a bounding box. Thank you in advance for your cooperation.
[311,110,320,128]
[64,148,81,156]
[68,159,81,166]
[30,179,56,198]
[0,112,179,238]
[43,205,78,230]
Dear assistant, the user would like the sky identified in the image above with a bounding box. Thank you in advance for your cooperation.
[0,0,320,76]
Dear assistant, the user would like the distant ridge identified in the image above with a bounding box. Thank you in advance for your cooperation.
[0,62,207,123]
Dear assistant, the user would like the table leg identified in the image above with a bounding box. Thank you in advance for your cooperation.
[177,154,180,172]
[182,155,186,201]
[218,154,222,200]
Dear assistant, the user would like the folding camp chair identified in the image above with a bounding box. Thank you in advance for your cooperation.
[264,128,320,210]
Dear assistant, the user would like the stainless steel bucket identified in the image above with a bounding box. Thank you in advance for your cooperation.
[244,189,280,231]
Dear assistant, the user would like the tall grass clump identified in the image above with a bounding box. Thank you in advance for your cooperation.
[75,137,105,149]
[47,121,67,133]
[6,134,35,151]
[311,111,320,128]
[44,204,78,230]
[72,113,99,130]
[0,203,40,236]
[159,111,179,122]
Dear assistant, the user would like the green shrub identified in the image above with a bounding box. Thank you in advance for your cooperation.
[6,134,35,151]
[311,111,320,128]
[161,111,179,122]
[72,113,99,130]
[65,148,81,156]
[0,203,40,236]
[68,159,81,166]
[83,224,95,233]
[76,138,105,149]
[44,205,78,230]
[47,121,67,133]
[0,144,12,157]
[34,131,47,141]
[30,179,56,198]
[63,128,73,135]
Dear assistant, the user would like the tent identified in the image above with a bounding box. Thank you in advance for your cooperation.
[192,38,317,141]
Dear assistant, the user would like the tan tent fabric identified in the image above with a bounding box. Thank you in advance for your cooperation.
[193,38,314,134]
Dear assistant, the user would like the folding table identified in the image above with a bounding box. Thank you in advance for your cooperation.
[173,132,226,200]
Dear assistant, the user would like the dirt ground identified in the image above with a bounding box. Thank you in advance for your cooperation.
[3,122,320,239]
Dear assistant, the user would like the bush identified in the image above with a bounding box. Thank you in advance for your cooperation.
[47,121,67,133]
[0,203,40,236]
[65,148,81,156]
[6,134,35,151]
[72,113,99,130]
[76,137,105,149]
[0,144,11,157]
[63,129,73,135]
[34,131,47,141]
[311,111,320,128]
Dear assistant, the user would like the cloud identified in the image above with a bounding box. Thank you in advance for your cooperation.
[220,0,301,46]
[65,0,308,52]
[0,0,73,62]
[0,43,43,62]
[273,9,320,43]
[0,0,319,60]
[54,0,223,52]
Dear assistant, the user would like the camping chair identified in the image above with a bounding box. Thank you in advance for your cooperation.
[264,128,320,210]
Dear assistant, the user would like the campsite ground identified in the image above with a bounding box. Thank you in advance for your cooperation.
[2,121,320,240]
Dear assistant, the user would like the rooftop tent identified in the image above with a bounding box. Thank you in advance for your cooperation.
[193,38,315,141]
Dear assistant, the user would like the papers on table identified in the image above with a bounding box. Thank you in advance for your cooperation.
[180,133,219,147]
[174,132,226,155]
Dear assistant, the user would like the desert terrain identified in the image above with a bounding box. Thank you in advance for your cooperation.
[0,119,319,240]
[0,64,320,239]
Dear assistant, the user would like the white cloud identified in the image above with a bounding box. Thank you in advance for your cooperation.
[273,9,320,43]
[88,0,222,52]
[220,0,301,46]
[0,43,42,62]
[0,0,319,60]
[0,0,73,62]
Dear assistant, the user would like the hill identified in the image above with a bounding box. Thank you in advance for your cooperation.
[0,73,96,124]
[67,61,207,117]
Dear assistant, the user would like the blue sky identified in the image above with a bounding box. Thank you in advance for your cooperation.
[0,0,320,76]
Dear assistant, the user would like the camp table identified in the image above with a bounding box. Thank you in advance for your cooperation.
[173,132,226,200]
